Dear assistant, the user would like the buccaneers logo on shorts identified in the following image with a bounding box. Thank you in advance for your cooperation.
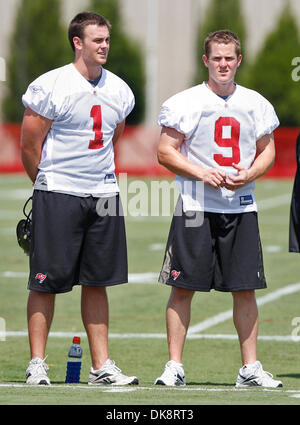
[171,270,181,280]
[35,273,47,284]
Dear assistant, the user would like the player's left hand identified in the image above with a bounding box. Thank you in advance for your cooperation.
[223,163,250,191]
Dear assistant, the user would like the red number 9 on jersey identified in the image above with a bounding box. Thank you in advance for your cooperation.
[214,116,240,166]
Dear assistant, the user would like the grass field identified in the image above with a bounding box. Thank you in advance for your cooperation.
[0,174,300,407]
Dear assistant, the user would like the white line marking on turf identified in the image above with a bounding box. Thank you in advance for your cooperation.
[128,273,158,283]
[0,271,158,284]
[0,228,15,235]
[149,243,165,251]
[265,245,282,253]
[0,189,32,200]
[102,388,137,392]
[0,383,297,396]
[0,210,22,220]
[258,193,291,210]
[0,271,28,278]
[2,331,300,342]
[188,282,300,334]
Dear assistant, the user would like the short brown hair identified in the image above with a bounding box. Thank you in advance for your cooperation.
[68,11,111,51]
[204,30,241,58]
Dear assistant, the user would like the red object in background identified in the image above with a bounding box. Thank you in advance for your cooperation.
[0,123,23,173]
[266,127,299,179]
[0,123,299,178]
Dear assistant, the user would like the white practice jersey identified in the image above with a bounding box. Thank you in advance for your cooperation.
[22,63,134,195]
[158,82,279,213]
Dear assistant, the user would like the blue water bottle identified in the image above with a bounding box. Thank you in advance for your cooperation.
[65,336,82,383]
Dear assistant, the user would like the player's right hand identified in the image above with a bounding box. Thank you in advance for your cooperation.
[199,168,226,188]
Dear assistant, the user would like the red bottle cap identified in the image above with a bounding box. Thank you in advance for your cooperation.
[73,336,81,344]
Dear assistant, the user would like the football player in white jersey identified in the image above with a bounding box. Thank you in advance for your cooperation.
[154,30,282,388]
[21,12,138,386]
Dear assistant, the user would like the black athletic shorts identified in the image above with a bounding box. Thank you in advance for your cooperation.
[289,190,300,252]
[159,198,266,292]
[28,190,128,294]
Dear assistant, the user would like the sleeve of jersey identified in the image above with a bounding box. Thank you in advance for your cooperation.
[22,77,57,120]
[255,98,280,140]
[120,85,135,121]
[158,99,195,138]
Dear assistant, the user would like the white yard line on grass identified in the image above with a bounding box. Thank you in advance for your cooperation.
[2,331,300,342]
[258,193,291,210]
[0,383,298,397]
[0,189,32,200]
[188,282,300,334]
[0,271,158,284]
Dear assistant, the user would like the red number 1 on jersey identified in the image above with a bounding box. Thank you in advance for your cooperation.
[89,105,104,149]
[214,117,240,166]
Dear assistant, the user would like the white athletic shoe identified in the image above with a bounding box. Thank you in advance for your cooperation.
[154,360,186,386]
[88,359,138,385]
[26,357,50,385]
[235,360,283,388]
